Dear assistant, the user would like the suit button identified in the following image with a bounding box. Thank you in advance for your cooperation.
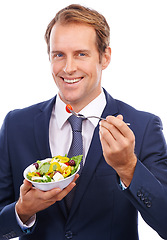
[140,195,145,201]
[144,197,149,204]
[146,201,152,208]
[137,190,142,197]
[65,231,73,239]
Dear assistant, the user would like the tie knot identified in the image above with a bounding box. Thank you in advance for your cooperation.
[68,115,83,132]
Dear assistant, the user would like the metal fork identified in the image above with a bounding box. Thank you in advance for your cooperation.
[67,106,130,125]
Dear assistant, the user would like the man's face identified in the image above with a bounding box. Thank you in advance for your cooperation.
[50,23,111,111]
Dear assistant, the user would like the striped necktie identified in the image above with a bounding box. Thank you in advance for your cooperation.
[65,115,84,210]
[67,115,84,171]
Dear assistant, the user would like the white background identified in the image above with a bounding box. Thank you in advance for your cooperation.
[0,0,167,239]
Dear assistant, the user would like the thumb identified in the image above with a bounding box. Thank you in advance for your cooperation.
[20,179,33,195]
[117,114,123,121]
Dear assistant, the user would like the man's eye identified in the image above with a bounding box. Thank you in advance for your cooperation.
[79,53,86,57]
[56,53,63,57]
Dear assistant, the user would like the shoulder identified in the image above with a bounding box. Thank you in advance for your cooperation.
[6,96,56,120]
[117,99,161,126]
[104,89,161,130]
[2,96,56,130]
[116,99,155,120]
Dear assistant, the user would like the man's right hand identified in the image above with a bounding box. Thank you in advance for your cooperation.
[15,174,79,224]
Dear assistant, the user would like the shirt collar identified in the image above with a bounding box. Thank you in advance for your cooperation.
[55,90,107,129]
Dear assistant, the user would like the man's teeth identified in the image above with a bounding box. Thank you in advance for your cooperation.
[63,78,81,83]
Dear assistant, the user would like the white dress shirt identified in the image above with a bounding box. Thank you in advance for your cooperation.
[49,90,106,164]
[16,89,106,229]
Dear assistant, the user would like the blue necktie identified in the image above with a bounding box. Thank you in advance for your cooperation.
[65,115,84,210]
[68,115,84,171]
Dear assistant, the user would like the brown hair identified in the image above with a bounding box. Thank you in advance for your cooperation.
[45,4,110,61]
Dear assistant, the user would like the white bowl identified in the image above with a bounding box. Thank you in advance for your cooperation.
[23,161,80,191]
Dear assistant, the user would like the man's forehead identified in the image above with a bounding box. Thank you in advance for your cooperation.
[50,22,96,39]
[50,23,97,50]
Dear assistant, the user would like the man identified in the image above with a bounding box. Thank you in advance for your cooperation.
[0,4,167,240]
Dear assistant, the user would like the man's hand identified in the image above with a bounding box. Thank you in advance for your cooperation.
[16,174,79,224]
[99,115,137,187]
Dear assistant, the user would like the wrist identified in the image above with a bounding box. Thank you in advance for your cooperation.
[15,205,36,230]
[16,199,33,224]
[117,155,137,187]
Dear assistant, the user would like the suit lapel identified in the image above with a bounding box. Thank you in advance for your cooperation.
[34,96,68,218]
[67,90,119,221]
[34,97,56,159]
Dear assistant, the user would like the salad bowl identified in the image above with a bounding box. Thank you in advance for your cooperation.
[23,156,81,191]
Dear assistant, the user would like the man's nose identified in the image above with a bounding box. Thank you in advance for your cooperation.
[63,56,77,75]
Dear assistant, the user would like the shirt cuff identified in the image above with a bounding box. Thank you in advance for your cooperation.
[119,179,127,190]
[15,206,36,231]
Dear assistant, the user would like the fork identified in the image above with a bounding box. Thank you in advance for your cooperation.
[67,106,130,125]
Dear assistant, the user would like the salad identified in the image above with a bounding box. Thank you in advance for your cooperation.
[26,155,82,183]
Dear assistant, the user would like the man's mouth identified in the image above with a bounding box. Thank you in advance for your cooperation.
[61,77,83,84]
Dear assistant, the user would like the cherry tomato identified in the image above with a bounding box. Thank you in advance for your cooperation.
[66,104,73,113]
[65,162,70,166]
[36,172,41,177]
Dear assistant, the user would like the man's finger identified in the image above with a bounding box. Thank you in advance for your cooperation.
[20,179,33,195]
[42,174,80,201]
[56,174,80,200]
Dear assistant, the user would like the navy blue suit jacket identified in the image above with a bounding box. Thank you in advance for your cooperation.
[1,89,167,240]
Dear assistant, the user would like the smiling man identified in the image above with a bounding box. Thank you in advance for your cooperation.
[1,4,167,240]
[49,22,111,112]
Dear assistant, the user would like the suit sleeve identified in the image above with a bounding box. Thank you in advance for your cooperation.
[123,115,167,239]
[0,113,34,239]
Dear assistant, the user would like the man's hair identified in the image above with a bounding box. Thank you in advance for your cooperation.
[45,4,110,61]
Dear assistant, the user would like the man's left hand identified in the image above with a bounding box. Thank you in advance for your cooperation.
[99,115,137,187]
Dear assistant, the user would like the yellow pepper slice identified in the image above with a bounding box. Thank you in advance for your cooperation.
[55,155,69,163]
[27,172,40,177]
[27,172,35,177]
[48,162,62,173]
[62,166,71,178]
[50,158,56,164]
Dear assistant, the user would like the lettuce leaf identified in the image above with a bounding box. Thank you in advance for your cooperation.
[70,155,83,175]
[38,162,50,175]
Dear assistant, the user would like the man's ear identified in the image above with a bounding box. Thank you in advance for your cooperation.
[102,47,111,70]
